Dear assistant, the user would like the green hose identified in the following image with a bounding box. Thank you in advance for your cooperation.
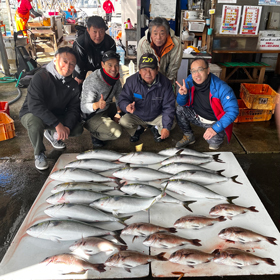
[0,76,17,83]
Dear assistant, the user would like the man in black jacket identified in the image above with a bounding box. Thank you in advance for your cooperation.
[19,47,83,170]
[73,16,116,85]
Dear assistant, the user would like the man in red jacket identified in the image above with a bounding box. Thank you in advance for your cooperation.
[103,0,114,23]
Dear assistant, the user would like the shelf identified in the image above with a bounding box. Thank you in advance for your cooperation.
[214,34,259,38]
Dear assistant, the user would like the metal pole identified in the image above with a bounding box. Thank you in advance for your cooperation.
[136,0,141,44]
[0,31,10,76]
[5,0,14,34]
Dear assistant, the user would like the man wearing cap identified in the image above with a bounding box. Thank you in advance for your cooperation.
[73,16,116,85]
[118,53,176,143]
[137,17,183,83]
[81,50,122,147]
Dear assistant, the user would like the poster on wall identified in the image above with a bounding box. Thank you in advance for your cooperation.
[150,0,176,19]
[258,30,280,50]
[218,0,237,3]
[219,5,242,34]
[259,0,280,6]
[240,6,262,35]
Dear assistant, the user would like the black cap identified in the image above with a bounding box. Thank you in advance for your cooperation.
[102,50,120,62]
[87,16,108,30]
[139,53,158,69]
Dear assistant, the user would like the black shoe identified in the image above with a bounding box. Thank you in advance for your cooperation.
[91,136,105,148]
[150,126,163,142]
[130,126,145,142]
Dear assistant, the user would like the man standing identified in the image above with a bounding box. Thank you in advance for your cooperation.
[103,0,115,23]
[118,53,176,143]
[81,50,122,147]
[73,16,116,85]
[137,17,183,83]
[176,58,239,150]
[19,47,83,170]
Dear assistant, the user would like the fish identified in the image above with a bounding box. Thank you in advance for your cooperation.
[65,159,126,171]
[169,170,242,185]
[41,253,106,274]
[113,167,171,181]
[120,183,195,212]
[173,215,226,230]
[51,182,118,194]
[44,203,131,224]
[46,190,109,205]
[209,203,259,219]
[161,179,238,203]
[50,168,116,183]
[90,185,167,215]
[159,147,215,158]
[76,149,122,161]
[161,154,224,165]
[121,222,177,242]
[105,250,167,273]
[69,236,127,256]
[218,227,277,245]
[213,247,276,268]
[158,162,223,175]
[118,152,167,165]
[26,220,126,244]
[169,248,214,268]
[143,232,201,248]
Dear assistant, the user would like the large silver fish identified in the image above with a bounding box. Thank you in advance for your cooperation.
[174,215,226,230]
[51,182,118,194]
[169,170,242,185]
[118,152,167,165]
[41,253,106,274]
[161,154,223,165]
[76,149,122,161]
[143,232,201,248]
[90,185,167,215]
[65,159,126,171]
[159,148,214,158]
[105,250,167,273]
[158,162,222,175]
[213,247,275,268]
[44,203,131,224]
[69,236,127,256]
[209,203,258,219]
[50,168,116,182]
[46,190,109,205]
[218,227,277,245]
[161,179,238,203]
[27,220,125,243]
[113,167,171,181]
[169,248,214,268]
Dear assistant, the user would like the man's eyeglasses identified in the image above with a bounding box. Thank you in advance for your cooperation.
[190,67,207,74]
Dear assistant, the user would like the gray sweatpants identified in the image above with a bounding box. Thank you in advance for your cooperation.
[21,113,83,156]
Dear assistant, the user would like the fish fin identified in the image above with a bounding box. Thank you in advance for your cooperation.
[168,227,177,233]
[226,240,236,244]
[248,206,259,212]
[132,236,138,242]
[266,236,277,245]
[191,239,202,246]
[188,265,195,268]
[62,271,86,275]
[212,249,220,254]
[172,271,185,280]
[94,264,106,273]
[216,169,225,175]
[124,268,131,273]
[212,154,224,163]
[175,149,184,155]
[156,252,168,261]
[218,216,227,222]
[231,175,242,185]
[182,200,196,212]
[118,245,128,251]
[112,230,127,245]
[237,266,243,269]
[264,258,276,266]
[226,196,239,204]
[51,236,62,242]
[117,215,133,225]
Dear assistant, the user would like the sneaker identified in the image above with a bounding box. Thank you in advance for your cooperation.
[91,135,105,148]
[150,126,163,143]
[209,143,221,150]
[130,126,145,142]
[35,153,49,170]
[175,134,196,148]
[44,130,66,149]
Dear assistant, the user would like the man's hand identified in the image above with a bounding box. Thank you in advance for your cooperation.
[203,127,217,141]
[55,123,70,141]
[74,77,83,85]
[161,128,170,139]
[99,94,106,110]
[176,79,188,95]
[126,101,135,114]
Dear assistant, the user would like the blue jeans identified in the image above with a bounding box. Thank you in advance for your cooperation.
[176,105,225,146]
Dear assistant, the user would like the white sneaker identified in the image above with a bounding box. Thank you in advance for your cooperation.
[35,153,49,170]
[44,130,66,149]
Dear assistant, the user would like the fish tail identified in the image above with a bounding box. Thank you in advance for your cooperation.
[112,230,127,245]
[182,200,196,212]
[191,239,202,246]
[212,154,224,163]
[216,169,225,175]
[226,196,239,204]
[92,263,106,272]
[172,271,185,280]
[231,175,242,185]
[248,206,259,212]
[149,182,169,208]
[218,216,227,222]
[266,236,277,245]
[117,215,133,225]
[118,245,128,251]
[155,252,168,261]
[263,258,276,266]
[168,227,177,233]
[114,178,123,188]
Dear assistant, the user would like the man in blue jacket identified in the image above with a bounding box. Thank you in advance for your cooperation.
[176,58,239,150]
[118,53,176,142]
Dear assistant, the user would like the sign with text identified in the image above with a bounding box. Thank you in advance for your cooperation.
[258,31,280,50]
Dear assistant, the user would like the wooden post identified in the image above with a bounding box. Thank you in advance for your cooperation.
[0,31,10,76]
[207,0,216,54]
[5,0,14,34]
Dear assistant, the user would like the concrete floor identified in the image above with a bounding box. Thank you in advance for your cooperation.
[0,67,280,279]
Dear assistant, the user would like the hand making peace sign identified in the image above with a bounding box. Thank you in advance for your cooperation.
[176,79,188,95]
